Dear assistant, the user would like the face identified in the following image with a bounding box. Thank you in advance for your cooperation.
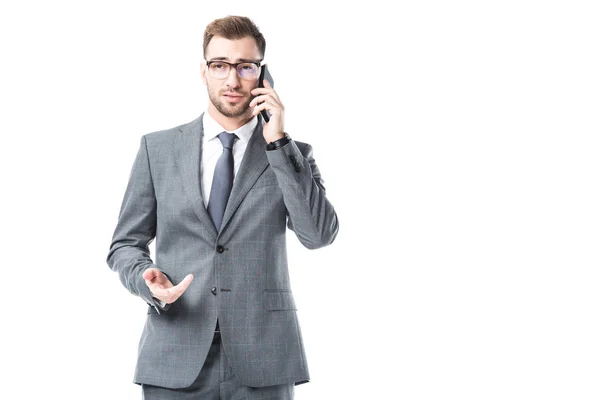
[201,36,262,120]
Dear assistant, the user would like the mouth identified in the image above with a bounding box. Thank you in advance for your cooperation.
[223,93,245,103]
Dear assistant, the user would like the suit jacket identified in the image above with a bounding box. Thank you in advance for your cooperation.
[106,113,339,388]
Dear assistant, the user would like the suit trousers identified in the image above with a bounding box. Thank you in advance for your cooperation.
[141,332,295,400]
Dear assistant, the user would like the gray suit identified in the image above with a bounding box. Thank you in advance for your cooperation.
[106,114,339,389]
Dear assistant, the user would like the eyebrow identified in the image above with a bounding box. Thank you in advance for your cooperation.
[208,57,262,63]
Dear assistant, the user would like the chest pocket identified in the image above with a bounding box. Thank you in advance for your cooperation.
[251,169,279,189]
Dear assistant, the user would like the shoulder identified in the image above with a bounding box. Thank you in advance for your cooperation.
[142,115,202,144]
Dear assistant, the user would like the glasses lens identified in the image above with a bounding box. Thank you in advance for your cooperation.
[209,62,229,78]
[237,63,259,80]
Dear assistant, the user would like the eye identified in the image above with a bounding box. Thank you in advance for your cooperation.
[210,62,227,70]
[240,63,254,70]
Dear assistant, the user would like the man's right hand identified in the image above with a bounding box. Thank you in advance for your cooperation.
[143,268,194,305]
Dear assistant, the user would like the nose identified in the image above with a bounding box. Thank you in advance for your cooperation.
[224,66,241,89]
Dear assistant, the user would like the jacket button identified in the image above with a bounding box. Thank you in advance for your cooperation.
[216,245,224,253]
[211,287,217,296]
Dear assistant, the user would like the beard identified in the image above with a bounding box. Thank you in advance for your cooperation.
[208,87,253,118]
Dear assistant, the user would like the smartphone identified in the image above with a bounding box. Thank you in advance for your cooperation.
[257,65,274,123]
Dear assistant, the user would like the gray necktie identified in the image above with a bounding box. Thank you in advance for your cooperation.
[207,131,237,231]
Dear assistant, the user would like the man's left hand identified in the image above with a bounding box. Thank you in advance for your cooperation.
[249,79,286,143]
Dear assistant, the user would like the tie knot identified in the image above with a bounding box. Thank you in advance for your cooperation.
[218,131,237,150]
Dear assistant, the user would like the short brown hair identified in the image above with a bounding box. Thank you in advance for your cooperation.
[203,16,266,59]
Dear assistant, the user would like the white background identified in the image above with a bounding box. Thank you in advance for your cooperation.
[1,1,599,399]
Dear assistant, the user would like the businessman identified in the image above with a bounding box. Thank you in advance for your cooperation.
[106,15,339,399]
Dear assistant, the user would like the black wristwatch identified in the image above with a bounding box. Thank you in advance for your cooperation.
[266,133,291,151]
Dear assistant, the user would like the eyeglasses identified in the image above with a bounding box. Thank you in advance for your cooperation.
[206,60,262,80]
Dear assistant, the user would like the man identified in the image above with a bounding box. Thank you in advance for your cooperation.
[106,15,339,399]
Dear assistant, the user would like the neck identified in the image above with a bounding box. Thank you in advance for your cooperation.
[208,106,253,131]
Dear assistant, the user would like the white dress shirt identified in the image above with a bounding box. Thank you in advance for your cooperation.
[200,112,258,207]
[153,112,258,309]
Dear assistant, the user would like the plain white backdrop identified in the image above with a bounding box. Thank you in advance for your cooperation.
[1,1,599,399]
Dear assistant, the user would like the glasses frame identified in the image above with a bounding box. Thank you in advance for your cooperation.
[205,60,263,80]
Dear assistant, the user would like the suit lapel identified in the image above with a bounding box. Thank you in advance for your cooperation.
[175,113,218,240]
[219,120,269,234]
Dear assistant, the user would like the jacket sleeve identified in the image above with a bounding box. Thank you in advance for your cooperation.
[266,140,339,249]
[106,135,169,314]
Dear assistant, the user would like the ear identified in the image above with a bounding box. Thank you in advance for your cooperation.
[200,62,208,86]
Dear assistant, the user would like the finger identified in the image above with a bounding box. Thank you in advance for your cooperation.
[142,267,159,281]
[143,268,164,286]
[250,87,271,96]
[251,102,267,116]
[252,98,279,111]
[158,276,191,303]
[251,101,281,116]
[172,274,194,297]
[143,268,170,286]
[248,94,274,108]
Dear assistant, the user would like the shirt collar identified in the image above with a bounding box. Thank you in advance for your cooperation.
[203,112,258,144]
